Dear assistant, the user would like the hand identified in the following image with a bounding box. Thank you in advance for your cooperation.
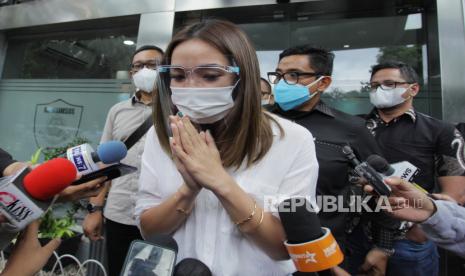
[0,214,7,223]
[170,116,232,192]
[431,193,457,203]
[330,266,351,276]
[2,162,27,176]
[1,221,61,276]
[169,115,201,194]
[364,177,436,222]
[359,248,388,276]
[83,212,104,241]
[57,176,107,202]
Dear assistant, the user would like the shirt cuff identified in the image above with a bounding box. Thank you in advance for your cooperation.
[421,200,445,227]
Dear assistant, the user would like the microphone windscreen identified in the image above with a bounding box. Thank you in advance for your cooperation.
[144,233,179,253]
[23,158,77,200]
[174,258,212,276]
[367,155,394,175]
[278,197,323,244]
[96,141,127,164]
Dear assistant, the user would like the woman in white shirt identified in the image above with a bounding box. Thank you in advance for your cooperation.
[135,19,318,276]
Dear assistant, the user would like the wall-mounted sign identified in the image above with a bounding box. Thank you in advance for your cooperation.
[33,99,83,148]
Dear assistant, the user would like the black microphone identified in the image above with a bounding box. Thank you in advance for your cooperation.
[174,258,212,276]
[342,146,391,196]
[367,155,394,175]
[366,154,419,182]
[279,198,344,274]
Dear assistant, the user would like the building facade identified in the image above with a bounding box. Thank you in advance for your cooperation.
[0,0,464,160]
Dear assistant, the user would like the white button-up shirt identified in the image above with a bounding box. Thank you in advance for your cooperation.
[135,114,318,276]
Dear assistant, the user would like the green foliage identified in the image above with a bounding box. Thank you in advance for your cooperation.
[377,45,422,67]
[36,136,90,239]
[29,148,42,165]
[42,136,90,161]
[376,45,423,83]
[39,208,76,239]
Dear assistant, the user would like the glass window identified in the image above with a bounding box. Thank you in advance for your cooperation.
[0,16,139,160]
[3,16,138,79]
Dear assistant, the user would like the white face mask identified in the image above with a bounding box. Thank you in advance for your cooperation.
[369,86,411,109]
[132,67,158,93]
[170,80,239,124]
[261,99,270,106]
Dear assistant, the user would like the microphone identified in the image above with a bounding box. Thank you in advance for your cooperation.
[121,234,178,276]
[174,258,212,276]
[366,155,419,182]
[366,155,393,175]
[145,233,179,254]
[144,235,212,276]
[342,146,391,196]
[279,198,344,273]
[367,155,428,198]
[0,158,77,229]
[66,141,127,175]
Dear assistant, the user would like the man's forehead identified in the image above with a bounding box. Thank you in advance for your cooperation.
[132,49,162,63]
[277,55,312,71]
[372,68,404,80]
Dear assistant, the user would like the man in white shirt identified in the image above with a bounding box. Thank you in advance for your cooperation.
[82,45,163,276]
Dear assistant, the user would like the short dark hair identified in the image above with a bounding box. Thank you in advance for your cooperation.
[279,45,334,76]
[370,61,420,83]
[131,45,164,60]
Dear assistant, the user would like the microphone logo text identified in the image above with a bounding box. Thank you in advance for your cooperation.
[401,168,412,180]
[0,192,34,222]
[289,251,317,264]
[323,242,338,257]
[72,147,88,172]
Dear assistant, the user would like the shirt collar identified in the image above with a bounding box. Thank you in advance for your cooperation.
[367,108,416,123]
[275,100,335,119]
[314,101,335,117]
[405,108,416,122]
[131,91,152,106]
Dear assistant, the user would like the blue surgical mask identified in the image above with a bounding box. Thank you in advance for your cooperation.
[274,76,324,111]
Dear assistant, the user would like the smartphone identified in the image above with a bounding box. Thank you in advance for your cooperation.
[120,240,177,276]
[72,163,137,185]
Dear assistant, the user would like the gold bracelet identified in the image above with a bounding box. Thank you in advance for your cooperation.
[239,208,265,233]
[235,200,257,226]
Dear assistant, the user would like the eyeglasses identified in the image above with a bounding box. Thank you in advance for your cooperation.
[267,71,321,85]
[130,59,159,71]
[158,65,240,86]
[368,81,412,91]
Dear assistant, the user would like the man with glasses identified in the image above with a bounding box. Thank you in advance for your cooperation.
[268,45,396,274]
[360,61,465,276]
[82,45,163,276]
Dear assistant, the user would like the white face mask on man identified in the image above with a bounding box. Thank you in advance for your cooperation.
[170,80,240,124]
[369,85,412,109]
[132,67,158,93]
